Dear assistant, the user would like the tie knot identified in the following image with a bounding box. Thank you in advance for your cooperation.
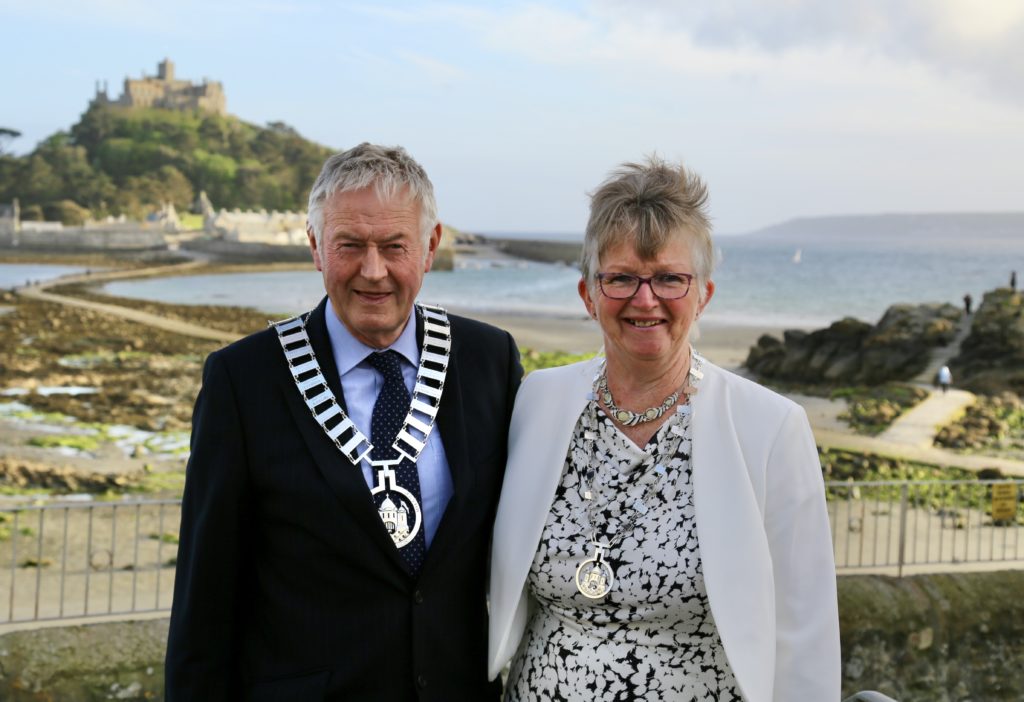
[367,350,404,383]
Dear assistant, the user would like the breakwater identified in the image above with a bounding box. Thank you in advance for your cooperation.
[487,236,582,266]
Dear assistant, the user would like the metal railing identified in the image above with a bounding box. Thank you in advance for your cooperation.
[0,480,1021,625]
[0,499,180,625]
[828,479,1023,576]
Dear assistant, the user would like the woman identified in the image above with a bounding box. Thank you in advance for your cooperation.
[488,158,840,701]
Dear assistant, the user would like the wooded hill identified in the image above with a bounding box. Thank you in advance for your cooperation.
[0,105,335,224]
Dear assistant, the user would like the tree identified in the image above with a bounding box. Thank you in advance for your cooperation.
[0,127,21,156]
[0,105,334,217]
[42,199,90,225]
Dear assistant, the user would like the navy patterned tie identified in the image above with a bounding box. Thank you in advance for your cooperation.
[367,350,426,574]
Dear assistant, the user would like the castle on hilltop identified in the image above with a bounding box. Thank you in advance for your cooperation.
[91,59,226,115]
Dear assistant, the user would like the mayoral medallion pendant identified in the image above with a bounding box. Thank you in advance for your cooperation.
[369,466,422,549]
[575,544,615,599]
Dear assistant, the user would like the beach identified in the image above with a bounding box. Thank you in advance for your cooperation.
[470,310,780,371]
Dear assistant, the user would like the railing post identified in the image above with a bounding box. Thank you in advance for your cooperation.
[897,483,909,578]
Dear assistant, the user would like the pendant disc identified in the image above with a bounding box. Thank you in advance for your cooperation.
[370,482,423,549]
[575,556,615,599]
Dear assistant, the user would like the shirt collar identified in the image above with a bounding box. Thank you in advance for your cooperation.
[325,302,420,377]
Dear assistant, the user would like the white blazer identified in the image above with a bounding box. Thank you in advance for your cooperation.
[488,357,840,702]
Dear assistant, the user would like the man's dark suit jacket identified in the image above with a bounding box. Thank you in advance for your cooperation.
[165,298,522,701]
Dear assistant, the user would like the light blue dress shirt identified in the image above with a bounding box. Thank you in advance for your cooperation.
[324,303,453,548]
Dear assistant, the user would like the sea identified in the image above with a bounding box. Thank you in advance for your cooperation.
[0,264,92,289]
[3,222,1021,330]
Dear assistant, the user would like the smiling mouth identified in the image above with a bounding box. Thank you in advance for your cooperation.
[628,319,664,328]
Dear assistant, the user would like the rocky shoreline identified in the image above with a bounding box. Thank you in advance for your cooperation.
[745,303,962,385]
[1,253,1022,497]
[0,259,262,494]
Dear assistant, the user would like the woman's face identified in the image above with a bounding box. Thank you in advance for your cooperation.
[578,234,714,369]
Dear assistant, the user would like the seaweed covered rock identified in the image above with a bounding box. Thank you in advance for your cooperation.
[951,288,1024,395]
[934,392,1024,454]
[746,303,961,385]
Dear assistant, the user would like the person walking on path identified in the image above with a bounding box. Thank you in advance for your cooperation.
[963,293,972,315]
[937,365,953,394]
[1012,271,1018,291]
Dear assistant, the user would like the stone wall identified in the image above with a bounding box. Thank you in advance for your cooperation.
[208,208,308,245]
[1,571,1021,700]
[839,571,1024,701]
[181,237,312,262]
[490,237,582,266]
[0,619,167,700]
[0,227,167,251]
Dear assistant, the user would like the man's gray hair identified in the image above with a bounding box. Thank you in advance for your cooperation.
[580,156,714,302]
[307,143,438,249]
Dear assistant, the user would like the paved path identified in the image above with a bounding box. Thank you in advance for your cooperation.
[787,309,1024,476]
[877,387,974,448]
[812,427,1024,476]
[913,311,972,384]
[875,312,977,449]
[789,390,1024,476]
[16,261,239,345]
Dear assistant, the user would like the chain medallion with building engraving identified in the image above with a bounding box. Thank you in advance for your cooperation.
[574,352,703,598]
[273,304,451,549]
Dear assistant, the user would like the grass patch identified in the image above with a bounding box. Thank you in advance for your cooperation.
[149,531,179,544]
[133,469,186,495]
[178,213,204,230]
[27,434,101,452]
[520,348,598,376]
[821,448,1023,522]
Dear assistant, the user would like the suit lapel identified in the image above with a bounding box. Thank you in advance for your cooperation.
[417,313,470,576]
[278,297,408,575]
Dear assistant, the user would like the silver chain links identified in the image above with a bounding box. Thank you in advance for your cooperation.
[272,303,451,468]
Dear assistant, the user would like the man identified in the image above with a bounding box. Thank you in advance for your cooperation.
[166,144,522,700]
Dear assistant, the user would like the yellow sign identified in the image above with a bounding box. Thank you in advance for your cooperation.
[991,483,1019,522]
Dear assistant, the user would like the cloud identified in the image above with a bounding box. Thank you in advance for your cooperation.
[398,51,467,84]
[593,0,1024,104]
[395,1,1021,107]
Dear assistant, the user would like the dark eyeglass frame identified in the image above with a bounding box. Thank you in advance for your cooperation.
[595,272,695,300]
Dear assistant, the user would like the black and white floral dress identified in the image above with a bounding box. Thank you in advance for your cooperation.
[504,361,742,701]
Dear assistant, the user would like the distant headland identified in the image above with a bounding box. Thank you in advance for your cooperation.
[742,212,1024,242]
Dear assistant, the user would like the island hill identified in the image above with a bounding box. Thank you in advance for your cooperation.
[0,60,476,265]
[0,59,333,226]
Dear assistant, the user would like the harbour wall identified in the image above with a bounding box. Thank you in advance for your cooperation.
[0,227,167,252]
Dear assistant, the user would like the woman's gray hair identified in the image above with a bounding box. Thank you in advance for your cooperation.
[307,143,438,250]
[580,156,714,302]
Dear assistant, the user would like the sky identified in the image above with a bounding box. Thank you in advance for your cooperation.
[1,0,1023,235]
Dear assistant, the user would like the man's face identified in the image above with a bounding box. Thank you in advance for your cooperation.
[308,186,441,348]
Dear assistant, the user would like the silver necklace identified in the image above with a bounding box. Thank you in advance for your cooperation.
[595,363,698,427]
[575,352,703,599]
[273,303,451,549]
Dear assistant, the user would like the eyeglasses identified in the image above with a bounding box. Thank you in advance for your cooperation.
[595,272,694,300]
